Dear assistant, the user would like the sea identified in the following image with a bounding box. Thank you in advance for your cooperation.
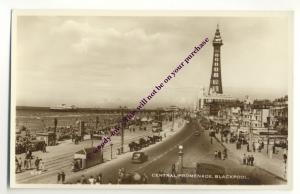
[16,107,121,133]
[16,107,155,133]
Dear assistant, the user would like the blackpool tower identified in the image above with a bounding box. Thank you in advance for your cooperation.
[208,25,223,94]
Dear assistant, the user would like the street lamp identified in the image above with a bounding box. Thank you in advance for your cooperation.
[178,145,184,173]
[110,143,113,160]
[266,119,270,154]
[283,153,287,179]
[249,114,255,152]
[120,106,127,154]
[171,111,175,132]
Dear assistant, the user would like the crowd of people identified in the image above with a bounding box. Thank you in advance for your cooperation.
[57,171,66,184]
[68,173,107,184]
[214,148,227,160]
[15,149,45,174]
[67,168,149,184]
[242,154,255,166]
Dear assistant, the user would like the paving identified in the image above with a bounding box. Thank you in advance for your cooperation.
[214,132,288,181]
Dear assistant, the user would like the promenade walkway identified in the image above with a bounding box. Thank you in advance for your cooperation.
[15,118,186,184]
[214,133,288,181]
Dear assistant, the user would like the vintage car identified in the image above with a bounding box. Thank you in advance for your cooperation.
[132,152,148,163]
[129,141,142,151]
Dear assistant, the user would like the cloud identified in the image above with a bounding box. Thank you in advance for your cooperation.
[15,15,290,107]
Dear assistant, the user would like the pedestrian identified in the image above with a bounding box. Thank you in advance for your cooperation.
[283,153,287,163]
[117,176,122,184]
[258,144,262,152]
[223,148,227,159]
[88,176,95,184]
[39,159,45,172]
[61,171,66,183]
[25,150,31,169]
[80,175,88,184]
[95,180,101,185]
[171,164,176,174]
[18,157,22,172]
[15,157,20,173]
[35,157,40,171]
[42,142,47,153]
[247,144,250,152]
[57,172,61,183]
[163,170,169,184]
[251,155,254,166]
[218,151,221,159]
[252,143,256,152]
[247,155,251,165]
[97,173,103,184]
[242,154,246,165]
[170,164,177,184]
[142,173,148,184]
[23,158,28,170]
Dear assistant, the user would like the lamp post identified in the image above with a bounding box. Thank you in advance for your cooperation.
[178,145,184,173]
[110,143,113,160]
[249,113,255,152]
[92,116,99,147]
[54,118,58,145]
[267,123,270,154]
[120,106,127,154]
[171,111,175,132]
[266,110,271,154]
[283,153,287,179]
[237,116,242,139]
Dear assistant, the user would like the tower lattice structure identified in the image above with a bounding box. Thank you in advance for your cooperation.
[209,25,223,94]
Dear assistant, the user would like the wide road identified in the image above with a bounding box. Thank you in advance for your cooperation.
[63,118,285,185]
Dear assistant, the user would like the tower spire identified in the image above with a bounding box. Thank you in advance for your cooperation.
[209,26,223,94]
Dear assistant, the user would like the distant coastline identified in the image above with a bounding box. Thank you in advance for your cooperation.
[16,106,161,112]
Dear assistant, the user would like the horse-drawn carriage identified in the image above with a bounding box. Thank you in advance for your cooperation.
[128,135,162,151]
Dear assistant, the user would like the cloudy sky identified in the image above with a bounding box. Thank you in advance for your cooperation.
[15,14,291,108]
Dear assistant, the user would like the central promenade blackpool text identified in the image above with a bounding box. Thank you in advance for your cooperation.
[95,37,209,152]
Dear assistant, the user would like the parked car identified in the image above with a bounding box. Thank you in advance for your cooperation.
[132,152,148,163]
[129,141,141,151]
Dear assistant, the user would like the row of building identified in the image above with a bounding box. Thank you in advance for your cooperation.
[199,95,288,137]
